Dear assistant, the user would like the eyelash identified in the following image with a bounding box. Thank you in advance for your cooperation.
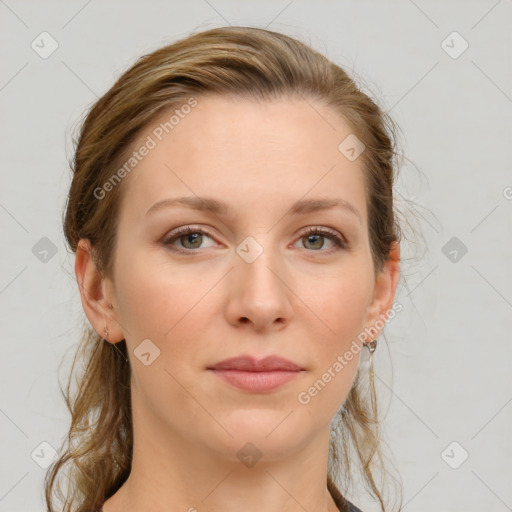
[163,225,347,255]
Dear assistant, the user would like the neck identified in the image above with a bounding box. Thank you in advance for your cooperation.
[102,406,340,512]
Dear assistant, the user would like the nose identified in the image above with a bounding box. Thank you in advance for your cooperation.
[224,239,293,332]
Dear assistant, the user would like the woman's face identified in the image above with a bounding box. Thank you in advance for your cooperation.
[95,94,398,462]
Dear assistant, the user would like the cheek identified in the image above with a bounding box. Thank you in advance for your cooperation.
[303,264,374,346]
[114,257,214,404]
[298,282,368,417]
[288,262,373,407]
[113,251,218,355]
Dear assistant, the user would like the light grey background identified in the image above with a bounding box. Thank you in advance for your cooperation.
[1,1,511,511]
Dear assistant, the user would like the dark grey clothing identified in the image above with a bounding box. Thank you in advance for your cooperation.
[344,498,364,512]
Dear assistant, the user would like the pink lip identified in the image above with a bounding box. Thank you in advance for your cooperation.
[208,355,304,372]
[207,355,305,392]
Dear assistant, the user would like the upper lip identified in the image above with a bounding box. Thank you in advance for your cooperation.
[207,355,304,372]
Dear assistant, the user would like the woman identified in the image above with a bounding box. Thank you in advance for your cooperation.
[46,26,403,512]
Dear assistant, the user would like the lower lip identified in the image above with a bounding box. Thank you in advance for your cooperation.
[209,369,302,392]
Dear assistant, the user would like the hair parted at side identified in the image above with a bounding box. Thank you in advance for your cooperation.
[47,25,404,512]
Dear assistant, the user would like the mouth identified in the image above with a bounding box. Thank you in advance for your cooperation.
[206,355,305,392]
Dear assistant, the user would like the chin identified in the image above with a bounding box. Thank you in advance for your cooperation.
[205,410,311,461]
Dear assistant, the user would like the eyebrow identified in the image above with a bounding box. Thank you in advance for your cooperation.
[145,196,361,221]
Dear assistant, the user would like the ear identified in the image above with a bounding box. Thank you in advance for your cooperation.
[363,241,401,339]
[75,238,124,344]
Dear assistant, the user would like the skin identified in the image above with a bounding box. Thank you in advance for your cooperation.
[76,94,400,512]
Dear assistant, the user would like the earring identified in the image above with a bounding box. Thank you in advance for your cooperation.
[364,339,377,353]
[363,339,377,379]
[104,325,109,341]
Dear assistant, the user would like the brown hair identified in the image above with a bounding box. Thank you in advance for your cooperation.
[47,25,404,512]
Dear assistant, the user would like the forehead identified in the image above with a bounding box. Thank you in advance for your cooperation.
[116,95,368,225]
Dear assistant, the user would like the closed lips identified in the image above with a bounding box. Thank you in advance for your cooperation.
[207,356,304,372]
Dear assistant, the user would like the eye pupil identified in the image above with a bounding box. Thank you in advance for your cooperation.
[183,233,202,248]
[304,234,324,250]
